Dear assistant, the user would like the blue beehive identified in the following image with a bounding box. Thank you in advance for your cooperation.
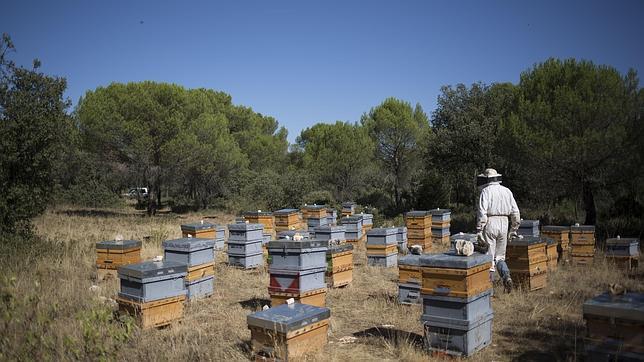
[314,225,346,242]
[118,261,187,302]
[228,240,264,255]
[398,254,421,304]
[162,238,215,267]
[268,239,328,271]
[186,275,214,299]
[422,290,492,323]
[367,254,398,267]
[341,216,363,240]
[326,208,337,225]
[430,208,451,222]
[431,227,451,238]
[397,227,408,253]
[228,223,264,241]
[307,217,328,228]
[422,311,494,357]
[366,228,398,245]
[605,237,640,257]
[518,219,540,237]
[228,253,264,269]
[360,213,374,227]
[268,267,327,293]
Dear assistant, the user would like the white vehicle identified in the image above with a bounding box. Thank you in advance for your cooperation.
[126,187,149,199]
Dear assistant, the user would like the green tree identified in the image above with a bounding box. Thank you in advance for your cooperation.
[361,98,430,212]
[0,34,71,233]
[297,121,375,201]
[509,58,643,225]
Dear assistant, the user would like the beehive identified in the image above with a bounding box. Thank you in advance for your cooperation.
[606,237,640,272]
[95,239,141,271]
[268,239,328,298]
[185,262,215,299]
[270,287,327,308]
[430,208,451,229]
[541,225,570,263]
[248,303,330,361]
[326,208,337,226]
[360,213,374,232]
[302,205,327,219]
[545,237,558,272]
[326,243,353,288]
[583,292,644,360]
[341,202,356,217]
[245,211,276,237]
[420,253,492,298]
[116,294,186,329]
[227,223,265,269]
[313,225,345,242]
[181,221,224,239]
[340,216,364,243]
[398,255,421,304]
[570,225,596,265]
[274,209,304,232]
[118,261,187,303]
[163,238,215,266]
[518,219,540,237]
[406,211,432,250]
[366,228,399,267]
[397,227,408,254]
[422,311,494,357]
[506,237,548,291]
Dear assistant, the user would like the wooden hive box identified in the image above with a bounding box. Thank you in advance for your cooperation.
[505,237,548,273]
[245,211,275,233]
[408,227,432,239]
[542,226,571,262]
[399,254,422,284]
[607,255,639,272]
[302,205,327,219]
[571,253,594,265]
[405,211,432,229]
[274,209,302,228]
[366,244,398,256]
[544,237,558,272]
[269,287,327,308]
[186,261,215,282]
[326,245,354,288]
[420,253,492,298]
[513,270,547,291]
[583,292,644,357]
[181,221,224,239]
[96,239,142,270]
[116,295,186,329]
[570,224,595,244]
[248,303,330,361]
[430,208,451,228]
[605,237,640,258]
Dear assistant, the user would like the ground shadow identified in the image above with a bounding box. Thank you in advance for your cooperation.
[498,317,584,361]
[353,326,424,349]
[368,290,398,304]
[239,297,271,311]
[56,208,139,218]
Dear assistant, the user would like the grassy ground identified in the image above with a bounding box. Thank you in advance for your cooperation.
[0,205,642,361]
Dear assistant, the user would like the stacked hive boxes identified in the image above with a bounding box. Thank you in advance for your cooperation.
[227,223,265,269]
[431,209,451,245]
[570,224,596,265]
[583,292,643,360]
[541,225,570,263]
[605,237,640,271]
[181,221,225,250]
[95,239,141,280]
[506,237,548,291]
[248,303,331,361]
[116,261,187,329]
[518,220,540,237]
[274,208,304,232]
[340,215,364,244]
[326,208,337,226]
[244,211,275,236]
[341,202,356,217]
[419,253,494,357]
[162,237,215,300]
[366,228,398,267]
[406,211,432,250]
[360,213,374,235]
[544,237,558,272]
[314,226,353,288]
[397,227,408,254]
[267,239,328,307]
[302,205,328,230]
[398,254,421,304]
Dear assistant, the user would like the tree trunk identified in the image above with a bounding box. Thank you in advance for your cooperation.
[582,181,596,225]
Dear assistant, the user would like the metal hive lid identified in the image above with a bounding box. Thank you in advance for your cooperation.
[583,292,644,322]
[302,204,326,210]
[606,237,639,245]
[430,208,451,216]
[399,254,421,266]
[118,260,187,279]
[419,252,492,268]
[247,303,331,333]
[181,221,216,231]
[327,243,353,253]
[244,210,273,217]
[508,236,546,246]
[314,225,346,233]
[367,228,397,236]
[267,239,328,251]
[542,225,569,232]
[274,208,299,215]
[570,224,595,232]
[162,237,215,251]
[96,239,141,250]
[228,223,264,231]
[405,210,430,217]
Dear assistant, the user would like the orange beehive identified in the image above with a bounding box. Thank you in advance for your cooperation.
[116,295,186,329]
[95,239,141,271]
[506,237,548,291]
[420,253,492,298]
[269,287,327,308]
[542,226,570,262]
[245,211,275,236]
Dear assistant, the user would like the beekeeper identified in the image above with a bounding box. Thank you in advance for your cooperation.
[476,168,520,292]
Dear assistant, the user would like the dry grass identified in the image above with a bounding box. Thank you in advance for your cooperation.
[0,205,642,361]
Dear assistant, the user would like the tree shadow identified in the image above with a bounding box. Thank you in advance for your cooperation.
[239,297,271,311]
[498,317,584,361]
[56,208,139,218]
[353,326,424,349]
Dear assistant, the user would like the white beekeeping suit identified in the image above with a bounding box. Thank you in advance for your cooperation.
[476,168,520,292]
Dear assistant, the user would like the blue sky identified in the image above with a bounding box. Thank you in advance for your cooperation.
[3,0,643,142]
